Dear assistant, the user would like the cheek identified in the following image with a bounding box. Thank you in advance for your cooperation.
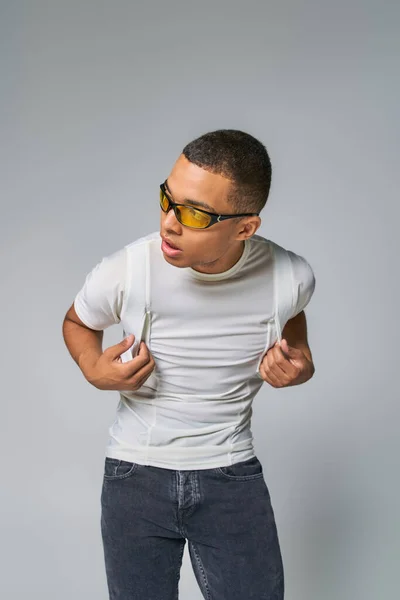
[193,243,227,265]
[193,235,219,253]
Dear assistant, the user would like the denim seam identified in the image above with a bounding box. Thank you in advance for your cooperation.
[190,541,212,600]
[215,469,264,481]
[104,459,138,480]
[174,540,186,599]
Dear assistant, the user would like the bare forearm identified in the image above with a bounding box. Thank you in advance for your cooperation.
[62,318,104,380]
[282,310,312,362]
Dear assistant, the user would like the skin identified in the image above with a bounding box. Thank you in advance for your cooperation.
[63,154,314,389]
[259,312,315,387]
[160,153,261,274]
[161,153,315,387]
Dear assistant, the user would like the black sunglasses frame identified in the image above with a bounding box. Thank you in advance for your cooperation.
[159,181,259,229]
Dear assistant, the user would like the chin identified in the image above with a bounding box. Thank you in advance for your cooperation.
[162,253,187,267]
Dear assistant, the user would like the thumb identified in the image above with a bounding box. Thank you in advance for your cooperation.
[277,338,302,357]
[111,334,135,358]
[275,339,289,358]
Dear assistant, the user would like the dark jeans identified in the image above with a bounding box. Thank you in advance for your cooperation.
[100,455,284,599]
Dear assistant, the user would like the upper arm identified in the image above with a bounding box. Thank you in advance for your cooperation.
[64,303,98,330]
[70,246,127,331]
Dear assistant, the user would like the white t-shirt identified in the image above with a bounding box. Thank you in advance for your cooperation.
[74,230,316,469]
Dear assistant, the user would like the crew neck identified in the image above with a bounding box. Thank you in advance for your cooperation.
[187,238,251,281]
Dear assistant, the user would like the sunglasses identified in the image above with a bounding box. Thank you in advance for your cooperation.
[159,181,259,229]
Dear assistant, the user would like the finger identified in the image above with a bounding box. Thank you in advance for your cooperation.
[276,340,305,361]
[260,362,283,387]
[126,360,155,389]
[120,342,151,374]
[267,344,298,378]
[137,369,155,388]
[259,356,281,387]
[108,334,135,360]
[125,348,155,377]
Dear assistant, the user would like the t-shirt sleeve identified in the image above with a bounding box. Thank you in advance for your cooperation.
[73,247,127,331]
[287,251,316,319]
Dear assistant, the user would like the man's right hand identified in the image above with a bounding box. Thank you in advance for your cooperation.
[88,334,156,391]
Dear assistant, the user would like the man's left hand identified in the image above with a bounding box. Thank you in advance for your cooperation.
[258,338,315,387]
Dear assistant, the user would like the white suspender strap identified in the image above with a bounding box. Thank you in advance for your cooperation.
[145,239,151,311]
[141,240,151,343]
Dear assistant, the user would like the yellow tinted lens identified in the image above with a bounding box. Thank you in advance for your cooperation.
[160,189,211,228]
[160,189,169,211]
[178,206,211,228]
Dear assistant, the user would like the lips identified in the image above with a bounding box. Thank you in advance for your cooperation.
[162,237,181,250]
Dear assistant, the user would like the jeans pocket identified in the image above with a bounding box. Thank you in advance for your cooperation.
[103,457,139,480]
[216,456,264,481]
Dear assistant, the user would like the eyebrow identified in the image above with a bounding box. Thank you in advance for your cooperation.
[164,179,215,212]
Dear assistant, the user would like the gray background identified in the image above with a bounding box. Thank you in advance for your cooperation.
[1,1,399,598]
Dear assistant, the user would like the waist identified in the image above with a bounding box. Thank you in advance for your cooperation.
[105,437,256,470]
[105,393,255,469]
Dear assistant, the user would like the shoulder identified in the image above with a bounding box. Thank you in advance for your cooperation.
[286,249,316,317]
[255,235,315,285]
[86,245,127,282]
[265,238,316,317]
[286,250,316,288]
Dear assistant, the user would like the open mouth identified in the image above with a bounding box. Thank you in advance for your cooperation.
[163,238,181,250]
[161,236,183,257]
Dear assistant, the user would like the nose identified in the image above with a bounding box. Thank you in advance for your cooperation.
[163,201,180,227]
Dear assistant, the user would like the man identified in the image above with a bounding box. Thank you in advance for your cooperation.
[63,129,316,600]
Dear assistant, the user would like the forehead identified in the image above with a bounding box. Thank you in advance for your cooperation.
[164,179,217,212]
[166,155,232,213]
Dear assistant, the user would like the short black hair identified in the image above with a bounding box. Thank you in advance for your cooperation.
[181,129,272,217]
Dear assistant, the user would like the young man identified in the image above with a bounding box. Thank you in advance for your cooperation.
[63,129,316,600]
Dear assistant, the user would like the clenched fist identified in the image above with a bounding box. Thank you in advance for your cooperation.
[258,338,314,388]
